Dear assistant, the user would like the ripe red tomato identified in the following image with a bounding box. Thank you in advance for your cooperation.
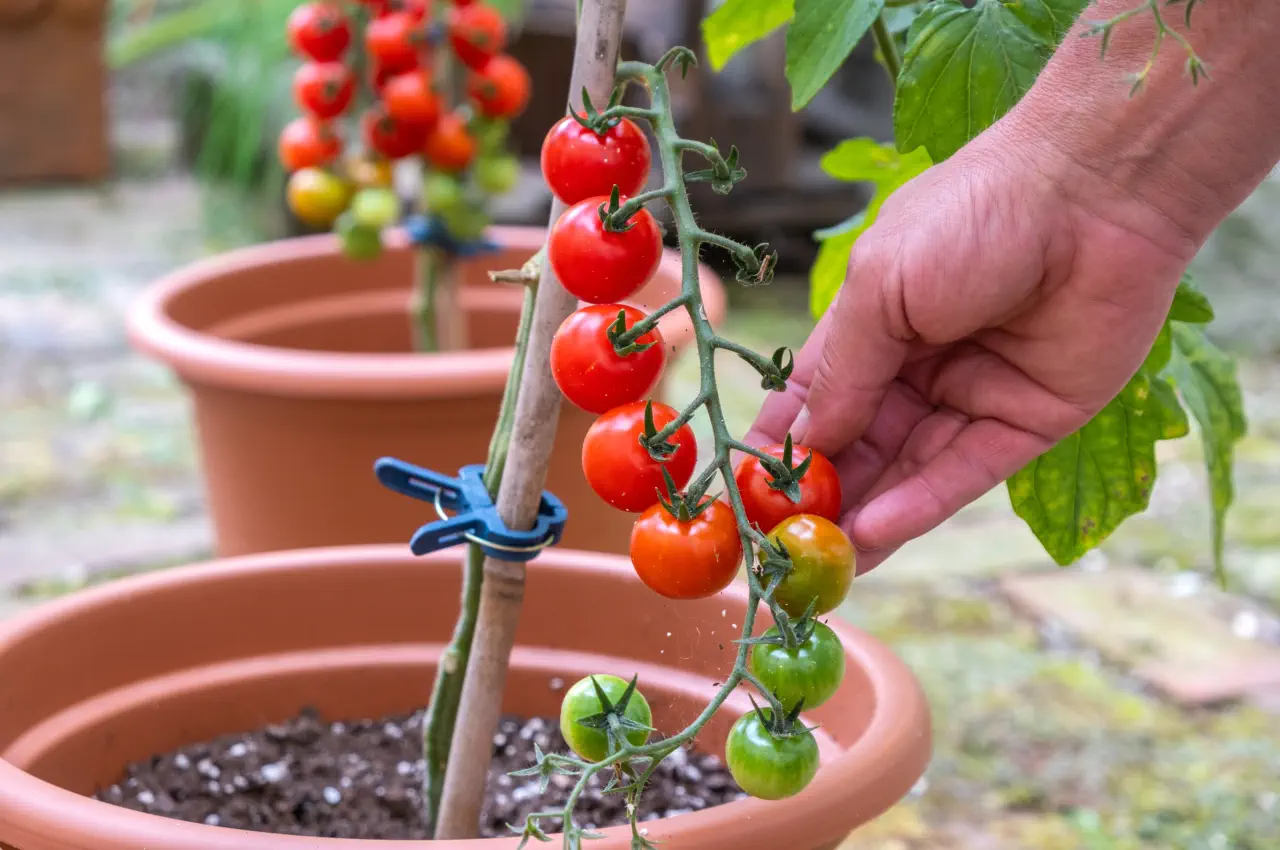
[389,0,431,22]
[292,61,354,120]
[735,444,841,534]
[540,116,651,205]
[582,401,696,513]
[548,196,662,304]
[382,70,441,127]
[286,2,351,61]
[365,11,421,70]
[767,514,856,618]
[362,106,427,160]
[278,117,342,172]
[551,305,666,415]
[467,54,530,119]
[422,113,477,172]
[447,3,506,70]
[630,500,742,600]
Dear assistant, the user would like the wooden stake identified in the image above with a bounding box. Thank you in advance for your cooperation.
[432,1,630,838]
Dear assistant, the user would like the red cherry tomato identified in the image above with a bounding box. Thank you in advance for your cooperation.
[735,444,841,534]
[582,401,696,513]
[630,500,742,600]
[389,0,431,22]
[447,3,506,70]
[365,11,421,70]
[382,70,441,127]
[540,116,652,205]
[292,61,355,120]
[362,105,427,160]
[548,196,662,305]
[467,54,530,119]
[286,2,351,61]
[278,117,342,172]
[551,304,666,415]
[422,113,477,172]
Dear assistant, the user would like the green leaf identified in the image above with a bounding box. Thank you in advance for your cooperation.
[1163,324,1246,583]
[1150,376,1191,440]
[1006,0,1088,43]
[702,0,795,70]
[809,140,931,317]
[1169,273,1215,324]
[894,0,1050,162]
[785,0,886,109]
[1008,370,1164,565]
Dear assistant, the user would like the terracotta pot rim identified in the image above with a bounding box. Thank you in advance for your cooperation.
[125,227,727,401]
[0,545,931,848]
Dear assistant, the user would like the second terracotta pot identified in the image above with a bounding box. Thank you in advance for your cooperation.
[126,227,725,557]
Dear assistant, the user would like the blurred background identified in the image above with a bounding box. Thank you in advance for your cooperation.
[2,1,1280,847]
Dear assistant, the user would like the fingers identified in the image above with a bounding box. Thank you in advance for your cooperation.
[851,416,1052,550]
[796,244,910,458]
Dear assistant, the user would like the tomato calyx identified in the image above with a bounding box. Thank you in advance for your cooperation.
[508,741,581,794]
[639,400,682,462]
[604,308,657,357]
[685,141,747,196]
[733,240,780,287]
[755,535,797,597]
[572,86,626,134]
[755,433,813,505]
[655,467,716,523]
[596,186,643,235]
[746,693,817,741]
[572,675,655,759]
[739,598,819,653]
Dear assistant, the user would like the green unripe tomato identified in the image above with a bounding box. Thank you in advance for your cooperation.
[422,173,464,215]
[472,117,510,152]
[335,211,382,261]
[441,205,490,242]
[748,621,845,710]
[475,154,520,194]
[559,674,652,762]
[351,187,400,229]
[724,710,819,801]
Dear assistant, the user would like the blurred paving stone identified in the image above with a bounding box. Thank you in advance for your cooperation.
[1001,568,1280,705]
[861,514,1054,583]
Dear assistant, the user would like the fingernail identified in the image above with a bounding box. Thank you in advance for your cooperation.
[790,406,810,444]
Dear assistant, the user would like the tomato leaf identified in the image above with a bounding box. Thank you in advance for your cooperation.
[1162,323,1246,584]
[809,140,931,317]
[702,0,795,70]
[785,0,886,110]
[1150,375,1191,440]
[1008,370,1165,565]
[1006,0,1089,42]
[1170,273,1215,324]
[894,0,1052,162]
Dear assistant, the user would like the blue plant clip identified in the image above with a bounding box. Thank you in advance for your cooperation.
[403,213,500,259]
[374,457,568,563]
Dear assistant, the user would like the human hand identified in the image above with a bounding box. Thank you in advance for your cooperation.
[746,122,1197,573]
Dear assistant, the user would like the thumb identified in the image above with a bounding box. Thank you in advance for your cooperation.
[796,244,910,457]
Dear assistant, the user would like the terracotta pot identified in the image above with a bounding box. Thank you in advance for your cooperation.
[126,227,725,557]
[0,546,930,849]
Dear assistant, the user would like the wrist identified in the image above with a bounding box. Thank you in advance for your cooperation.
[999,0,1280,259]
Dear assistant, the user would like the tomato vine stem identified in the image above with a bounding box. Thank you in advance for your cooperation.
[871,14,902,82]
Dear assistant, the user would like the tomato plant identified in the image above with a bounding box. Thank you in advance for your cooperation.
[365,10,420,70]
[630,499,742,600]
[724,707,819,801]
[286,2,351,62]
[467,54,531,119]
[767,514,856,618]
[548,195,663,304]
[293,61,355,120]
[540,115,652,205]
[278,117,342,172]
[550,304,666,414]
[735,440,841,533]
[749,620,845,710]
[581,401,696,513]
[559,674,652,762]
[362,105,427,160]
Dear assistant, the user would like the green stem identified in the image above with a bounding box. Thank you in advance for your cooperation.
[552,58,790,843]
[420,257,540,834]
[411,247,442,353]
[872,14,903,84]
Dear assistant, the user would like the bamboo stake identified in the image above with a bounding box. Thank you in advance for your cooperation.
[432,0,630,838]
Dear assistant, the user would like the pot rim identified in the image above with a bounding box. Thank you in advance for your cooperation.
[0,545,931,849]
[125,227,726,401]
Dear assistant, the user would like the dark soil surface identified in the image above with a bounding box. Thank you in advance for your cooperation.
[94,708,744,840]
